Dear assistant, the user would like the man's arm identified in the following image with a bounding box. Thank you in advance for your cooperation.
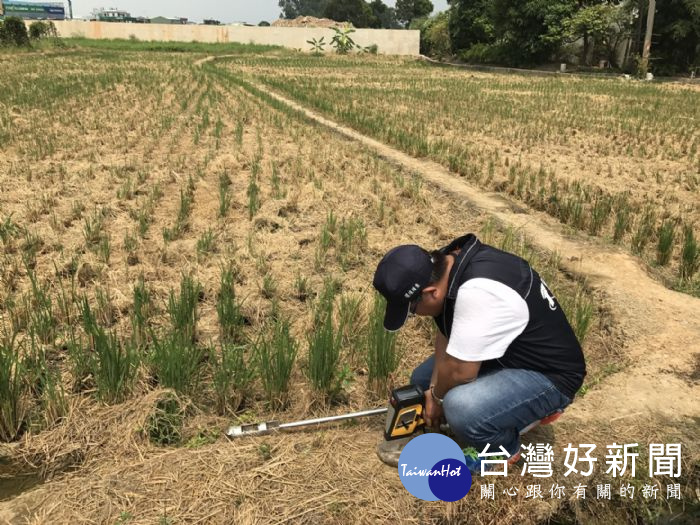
[429,330,448,388]
[424,331,480,427]
[424,331,447,428]
[431,331,481,398]
[432,279,529,399]
[433,354,481,399]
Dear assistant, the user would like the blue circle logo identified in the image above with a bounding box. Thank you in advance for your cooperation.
[397,433,472,501]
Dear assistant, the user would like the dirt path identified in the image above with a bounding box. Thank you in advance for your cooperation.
[198,56,700,426]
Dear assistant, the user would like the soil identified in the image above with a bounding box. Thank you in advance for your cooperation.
[271,17,351,29]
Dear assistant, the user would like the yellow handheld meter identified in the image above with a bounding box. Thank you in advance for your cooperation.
[384,384,426,440]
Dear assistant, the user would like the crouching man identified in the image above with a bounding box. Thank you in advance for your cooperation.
[373,234,586,473]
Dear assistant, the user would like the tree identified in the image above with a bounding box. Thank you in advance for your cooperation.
[447,0,494,51]
[562,2,633,66]
[650,0,700,75]
[396,0,434,27]
[369,0,401,28]
[278,0,329,19]
[420,12,452,57]
[487,0,578,65]
[324,0,376,28]
[639,0,656,74]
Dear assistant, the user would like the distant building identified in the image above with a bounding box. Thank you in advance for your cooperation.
[92,8,131,22]
[1,0,65,20]
[150,16,187,25]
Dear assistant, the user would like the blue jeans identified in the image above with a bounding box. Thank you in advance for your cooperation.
[411,355,572,457]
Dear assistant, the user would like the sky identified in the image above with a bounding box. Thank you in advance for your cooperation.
[68,1,450,24]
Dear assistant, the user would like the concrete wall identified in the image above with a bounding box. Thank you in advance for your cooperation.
[51,20,420,56]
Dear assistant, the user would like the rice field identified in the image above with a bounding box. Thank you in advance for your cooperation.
[0,42,697,524]
[217,54,700,294]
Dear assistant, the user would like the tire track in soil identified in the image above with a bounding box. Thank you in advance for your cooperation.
[198,56,700,426]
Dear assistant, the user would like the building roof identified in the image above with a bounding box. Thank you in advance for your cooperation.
[4,1,65,6]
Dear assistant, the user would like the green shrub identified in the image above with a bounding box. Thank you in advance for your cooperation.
[330,27,357,54]
[28,21,57,40]
[0,17,30,47]
[307,36,326,55]
[457,42,507,64]
[420,12,451,58]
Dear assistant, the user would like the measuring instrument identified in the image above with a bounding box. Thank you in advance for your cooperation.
[227,384,427,440]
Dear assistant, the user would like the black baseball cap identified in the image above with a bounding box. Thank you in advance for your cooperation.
[373,245,433,332]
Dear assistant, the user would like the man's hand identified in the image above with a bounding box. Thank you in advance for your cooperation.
[424,391,444,429]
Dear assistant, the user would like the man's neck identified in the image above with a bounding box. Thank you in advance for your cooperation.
[438,254,456,296]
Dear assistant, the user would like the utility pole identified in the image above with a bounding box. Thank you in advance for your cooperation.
[640,0,656,75]
[67,0,73,19]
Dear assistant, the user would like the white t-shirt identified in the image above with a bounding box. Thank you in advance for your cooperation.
[445,278,530,362]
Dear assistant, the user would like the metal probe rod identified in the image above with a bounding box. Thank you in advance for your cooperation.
[227,407,388,438]
[278,407,388,429]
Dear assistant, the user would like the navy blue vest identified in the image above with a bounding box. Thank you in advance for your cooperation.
[434,234,586,399]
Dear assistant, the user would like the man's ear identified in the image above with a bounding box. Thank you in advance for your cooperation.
[422,285,438,299]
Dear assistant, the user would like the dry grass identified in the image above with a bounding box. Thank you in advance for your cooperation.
[0,46,696,524]
[218,54,700,291]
